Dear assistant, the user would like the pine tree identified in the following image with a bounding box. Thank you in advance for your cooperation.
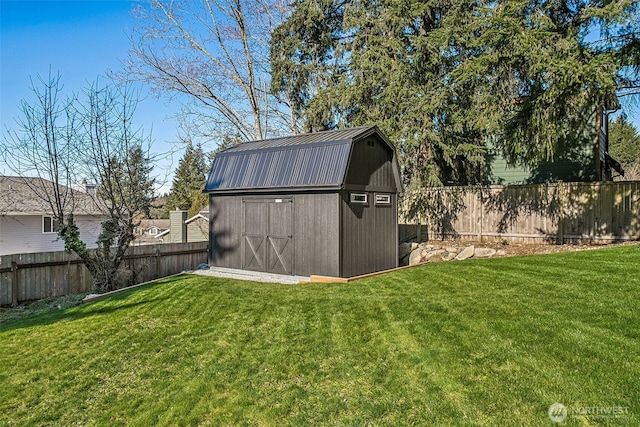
[609,115,640,165]
[167,139,209,215]
[270,0,640,188]
[271,1,487,188]
[454,0,639,168]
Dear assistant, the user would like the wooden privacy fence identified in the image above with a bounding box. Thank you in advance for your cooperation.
[400,181,640,244]
[0,241,208,306]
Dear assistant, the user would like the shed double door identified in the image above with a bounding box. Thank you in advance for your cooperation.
[242,198,293,275]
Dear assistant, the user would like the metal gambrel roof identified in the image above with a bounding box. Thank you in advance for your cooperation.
[204,126,400,193]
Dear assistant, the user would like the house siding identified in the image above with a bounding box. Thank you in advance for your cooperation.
[186,218,208,242]
[0,214,103,256]
[484,111,598,185]
[168,210,188,243]
[485,148,596,185]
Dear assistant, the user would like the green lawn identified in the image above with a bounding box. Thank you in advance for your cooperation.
[1,246,639,426]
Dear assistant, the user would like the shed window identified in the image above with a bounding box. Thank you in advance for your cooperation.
[350,192,368,204]
[43,216,60,234]
[375,194,391,205]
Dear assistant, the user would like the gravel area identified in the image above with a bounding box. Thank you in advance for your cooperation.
[191,267,309,284]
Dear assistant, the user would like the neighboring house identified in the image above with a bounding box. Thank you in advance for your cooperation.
[203,125,402,278]
[185,212,209,242]
[133,219,170,244]
[154,210,208,243]
[484,107,625,185]
[0,176,107,256]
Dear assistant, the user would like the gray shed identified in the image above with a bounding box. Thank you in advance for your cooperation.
[203,126,402,278]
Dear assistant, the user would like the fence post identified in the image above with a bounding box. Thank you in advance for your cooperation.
[154,247,161,279]
[558,181,565,244]
[11,261,18,307]
[478,187,484,242]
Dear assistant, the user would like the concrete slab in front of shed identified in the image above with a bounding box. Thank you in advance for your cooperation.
[191,267,309,285]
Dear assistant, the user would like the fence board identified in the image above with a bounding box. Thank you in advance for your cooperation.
[0,242,208,306]
[401,181,640,245]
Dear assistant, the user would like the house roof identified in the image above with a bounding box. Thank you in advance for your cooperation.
[155,229,170,239]
[138,219,171,230]
[150,211,208,240]
[0,176,103,216]
[185,212,208,224]
[204,126,401,193]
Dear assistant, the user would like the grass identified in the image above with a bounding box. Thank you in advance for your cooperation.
[1,246,639,426]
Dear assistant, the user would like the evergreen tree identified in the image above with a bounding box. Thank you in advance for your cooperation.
[270,0,640,189]
[455,0,639,167]
[100,146,155,220]
[167,138,209,214]
[609,115,640,165]
[271,0,487,188]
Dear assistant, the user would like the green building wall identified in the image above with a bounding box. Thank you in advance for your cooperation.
[483,115,598,185]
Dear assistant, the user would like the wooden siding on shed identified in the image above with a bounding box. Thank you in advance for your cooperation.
[292,193,340,277]
[209,196,242,268]
[344,137,398,191]
[208,193,341,277]
[340,191,397,277]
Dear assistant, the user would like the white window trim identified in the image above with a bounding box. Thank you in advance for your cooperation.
[42,215,60,234]
[375,194,391,205]
[350,192,368,204]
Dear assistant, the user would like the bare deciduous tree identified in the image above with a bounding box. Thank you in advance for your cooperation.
[120,0,295,143]
[3,73,78,215]
[3,72,156,293]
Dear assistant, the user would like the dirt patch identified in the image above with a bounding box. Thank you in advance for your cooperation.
[0,293,87,324]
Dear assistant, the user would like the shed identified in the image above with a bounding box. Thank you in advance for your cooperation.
[203,126,402,278]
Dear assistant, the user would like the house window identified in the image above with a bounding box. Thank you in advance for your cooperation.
[43,216,60,233]
[350,192,368,204]
[375,194,391,205]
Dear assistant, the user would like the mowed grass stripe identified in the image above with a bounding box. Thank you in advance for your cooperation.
[1,245,639,426]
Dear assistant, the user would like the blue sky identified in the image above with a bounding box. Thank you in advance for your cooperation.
[1,0,181,193]
[1,0,639,192]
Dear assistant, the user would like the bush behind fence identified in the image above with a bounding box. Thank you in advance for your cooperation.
[0,241,208,306]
